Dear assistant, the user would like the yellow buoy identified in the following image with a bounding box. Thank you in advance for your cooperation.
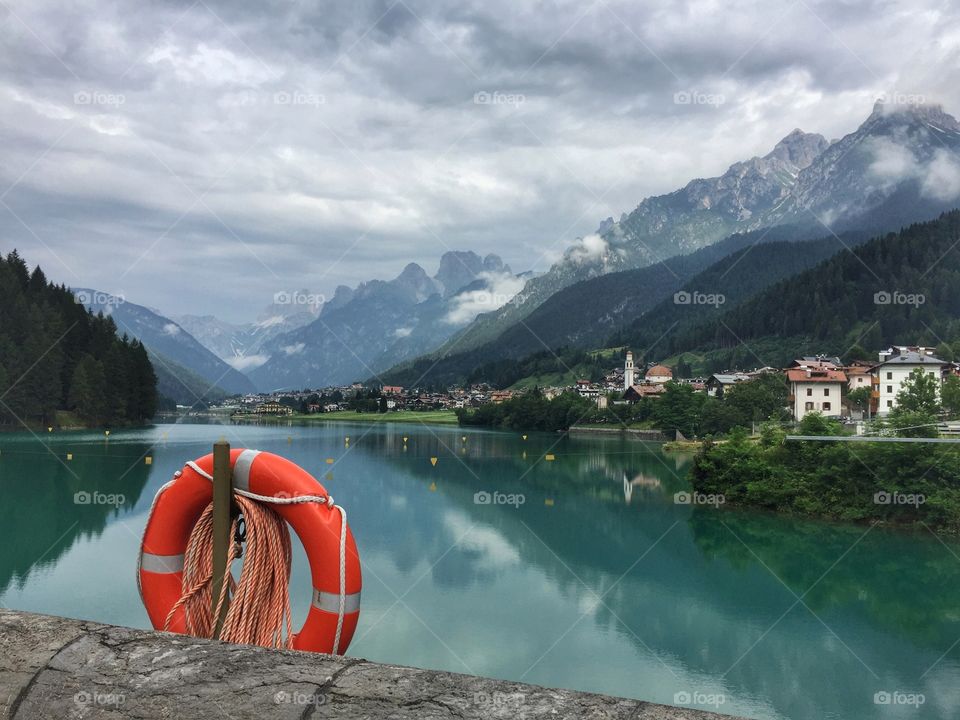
[47,427,53,433]
[545,498,555,507]
[326,458,334,464]
[429,482,437,492]
[522,435,527,440]
[430,457,438,466]
[545,454,556,461]
[145,456,152,465]
[105,430,110,437]
[462,436,466,442]
[325,471,333,481]
[403,436,408,443]
[66,453,73,461]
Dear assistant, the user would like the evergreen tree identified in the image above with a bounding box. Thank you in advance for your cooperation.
[0,250,159,427]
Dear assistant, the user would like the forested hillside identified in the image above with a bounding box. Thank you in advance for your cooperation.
[0,251,158,427]
[609,231,870,359]
[643,210,960,369]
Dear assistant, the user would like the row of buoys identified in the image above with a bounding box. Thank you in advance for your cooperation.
[42,432,546,469]
[50,451,558,465]
[63,452,152,464]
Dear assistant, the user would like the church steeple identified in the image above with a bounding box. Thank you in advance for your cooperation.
[624,351,635,390]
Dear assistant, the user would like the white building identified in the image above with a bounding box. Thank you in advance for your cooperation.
[845,364,873,392]
[624,351,635,390]
[873,351,949,415]
[787,367,847,420]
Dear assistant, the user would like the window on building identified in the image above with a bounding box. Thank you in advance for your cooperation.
[806,388,812,396]
[887,385,892,393]
[887,372,893,380]
[887,400,893,408]
[805,402,814,411]
[823,402,831,411]
[824,388,829,396]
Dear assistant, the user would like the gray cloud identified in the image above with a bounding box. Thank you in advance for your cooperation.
[0,0,958,321]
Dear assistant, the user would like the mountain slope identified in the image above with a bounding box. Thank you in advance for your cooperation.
[174,296,319,372]
[376,224,817,387]
[146,350,228,406]
[643,210,960,368]
[769,103,960,231]
[427,102,960,361]
[74,290,255,395]
[249,251,518,390]
[379,225,871,388]
[609,230,872,358]
[431,130,831,356]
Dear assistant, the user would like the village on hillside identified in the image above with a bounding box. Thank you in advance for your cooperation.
[214,344,960,425]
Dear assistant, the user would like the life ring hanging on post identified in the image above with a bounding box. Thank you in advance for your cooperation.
[137,448,362,654]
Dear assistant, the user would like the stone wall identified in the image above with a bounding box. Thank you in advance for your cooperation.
[0,610,742,719]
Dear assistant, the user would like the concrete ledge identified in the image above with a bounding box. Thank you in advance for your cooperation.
[0,609,742,719]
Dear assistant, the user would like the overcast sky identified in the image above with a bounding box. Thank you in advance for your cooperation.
[1,0,958,322]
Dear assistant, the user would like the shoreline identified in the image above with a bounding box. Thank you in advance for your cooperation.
[230,409,460,426]
[568,424,668,440]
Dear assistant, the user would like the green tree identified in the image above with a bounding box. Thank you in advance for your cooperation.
[68,355,107,422]
[724,374,789,423]
[894,368,941,415]
[845,344,872,362]
[651,382,704,438]
[848,386,873,419]
[942,375,960,418]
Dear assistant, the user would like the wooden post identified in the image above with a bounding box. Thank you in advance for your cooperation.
[211,440,232,639]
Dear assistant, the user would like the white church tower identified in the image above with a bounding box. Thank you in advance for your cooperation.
[624,351,635,390]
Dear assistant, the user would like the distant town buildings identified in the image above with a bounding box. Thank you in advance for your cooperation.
[214,342,959,426]
[254,401,293,416]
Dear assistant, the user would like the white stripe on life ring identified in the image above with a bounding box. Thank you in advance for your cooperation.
[140,553,184,574]
[313,589,361,614]
[232,449,261,491]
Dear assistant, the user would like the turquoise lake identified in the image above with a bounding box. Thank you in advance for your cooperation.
[1,421,958,719]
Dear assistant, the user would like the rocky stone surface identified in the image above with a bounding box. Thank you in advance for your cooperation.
[0,609,744,719]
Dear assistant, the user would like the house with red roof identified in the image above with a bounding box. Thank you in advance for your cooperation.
[786,367,847,420]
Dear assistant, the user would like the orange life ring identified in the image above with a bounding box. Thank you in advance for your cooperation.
[137,448,361,654]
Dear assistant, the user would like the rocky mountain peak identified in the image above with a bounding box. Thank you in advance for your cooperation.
[435,251,485,297]
[865,100,960,132]
[392,263,439,303]
[482,253,509,274]
[765,128,830,169]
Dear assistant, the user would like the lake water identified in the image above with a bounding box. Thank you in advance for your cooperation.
[1,421,958,719]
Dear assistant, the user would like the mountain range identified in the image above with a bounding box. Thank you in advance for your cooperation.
[248,251,522,390]
[73,101,960,395]
[417,102,960,362]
